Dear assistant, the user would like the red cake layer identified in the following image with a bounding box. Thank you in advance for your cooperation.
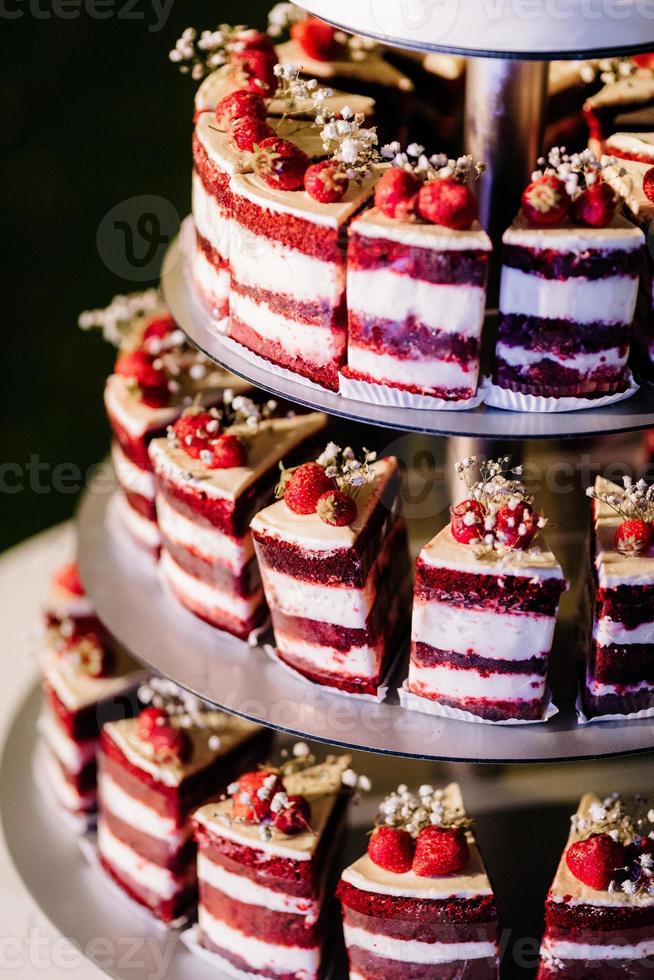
[107,410,166,472]
[596,585,654,627]
[123,490,157,523]
[200,882,323,948]
[193,134,232,215]
[498,313,630,354]
[414,561,566,615]
[348,313,480,363]
[99,851,194,923]
[494,356,628,398]
[101,806,194,871]
[160,535,260,597]
[347,946,498,980]
[163,566,264,640]
[230,316,341,391]
[411,641,547,677]
[349,235,489,286]
[196,230,229,271]
[582,685,654,718]
[198,932,301,980]
[503,244,641,280]
[407,683,544,721]
[607,147,654,164]
[50,749,97,798]
[591,642,654,685]
[232,196,346,263]
[537,958,654,979]
[44,683,139,742]
[232,281,347,329]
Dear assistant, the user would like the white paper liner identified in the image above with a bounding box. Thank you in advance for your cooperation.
[398,681,559,726]
[78,836,190,932]
[481,373,639,413]
[32,739,95,836]
[263,643,393,703]
[180,924,338,979]
[575,690,654,725]
[337,373,485,411]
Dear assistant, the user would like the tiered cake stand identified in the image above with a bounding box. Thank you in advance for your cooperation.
[4,5,654,980]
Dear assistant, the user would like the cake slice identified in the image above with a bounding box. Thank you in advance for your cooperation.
[582,476,654,718]
[584,61,654,154]
[251,445,411,694]
[406,457,567,722]
[338,782,500,978]
[149,401,327,638]
[98,677,268,922]
[38,563,143,818]
[344,153,491,401]
[193,750,354,978]
[537,792,654,978]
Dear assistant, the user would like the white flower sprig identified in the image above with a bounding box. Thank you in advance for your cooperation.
[586,476,654,524]
[579,56,652,86]
[532,146,613,199]
[316,442,377,494]
[137,676,217,730]
[377,784,471,837]
[223,391,278,430]
[272,64,334,117]
[381,143,486,185]
[78,289,162,348]
[169,24,247,81]
[319,108,379,179]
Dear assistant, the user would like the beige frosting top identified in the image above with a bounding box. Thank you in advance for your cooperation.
[585,74,654,111]
[251,457,397,551]
[420,524,564,580]
[230,170,378,228]
[603,154,654,225]
[194,754,351,859]
[593,476,654,587]
[104,712,262,787]
[342,783,494,900]
[41,634,144,712]
[351,207,492,252]
[275,39,413,92]
[550,793,654,908]
[503,210,644,253]
[195,111,329,177]
[149,413,327,504]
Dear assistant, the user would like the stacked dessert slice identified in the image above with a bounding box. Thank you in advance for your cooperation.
[149,398,327,638]
[405,457,567,723]
[338,782,500,978]
[192,750,354,978]
[537,792,654,977]
[584,57,654,154]
[251,444,411,694]
[495,147,644,400]
[582,476,654,719]
[98,677,267,922]
[38,563,143,818]
[344,150,491,401]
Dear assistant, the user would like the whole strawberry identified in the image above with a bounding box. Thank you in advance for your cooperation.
[232,49,277,96]
[374,168,421,220]
[450,499,485,544]
[495,500,539,550]
[150,724,190,763]
[115,350,168,406]
[274,795,312,835]
[137,706,167,741]
[413,826,470,877]
[172,411,222,460]
[231,28,275,55]
[304,161,349,203]
[231,770,284,822]
[230,116,275,152]
[571,182,616,228]
[143,313,175,341]
[566,833,625,891]
[644,167,654,205]
[368,826,416,873]
[215,90,267,128]
[291,17,340,61]
[317,490,357,526]
[522,175,569,227]
[614,518,652,555]
[283,462,336,514]
[210,433,248,469]
[417,178,478,230]
[253,137,310,191]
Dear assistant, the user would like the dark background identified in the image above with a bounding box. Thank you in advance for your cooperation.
[1,0,269,552]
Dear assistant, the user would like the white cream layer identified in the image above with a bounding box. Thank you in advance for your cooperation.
[603,155,654,225]
[41,741,95,811]
[111,441,155,499]
[38,709,98,773]
[594,617,654,647]
[495,341,626,372]
[230,292,342,366]
[199,907,321,975]
[500,267,638,325]
[190,238,230,312]
[408,663,546,702]
[542,937,654,961]
[412,600,554,661]
[343,924,497,964]
[502,212,644,252]
[156,494,253,570]
[276,632,381,681]
[114,492,161,550]
[160,549,262,622]
[193,173,231,257]
[348,268,486,336]
[260,566,375,630]
[198,854,319,918]
[98,822,182,899]
[99,773,184,843]
[347,345,476,391]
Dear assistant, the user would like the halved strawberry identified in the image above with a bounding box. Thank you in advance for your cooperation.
[614,518,652,555]
[274,795,312,835]
[521,175,569,227]
[115,350,168,406]
[209,433,247,469]
[317,489,357,526]
[137,707,167,741]
[253,136,310,191]
[571,182,616,228]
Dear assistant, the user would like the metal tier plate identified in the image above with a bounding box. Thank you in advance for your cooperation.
[77,483,654,764]
[162,234,654,441]
[291,0,654,59]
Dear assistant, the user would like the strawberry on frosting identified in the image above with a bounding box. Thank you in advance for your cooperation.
[276,444,377,526]
[587,476,654,556]
[522,146,618,228]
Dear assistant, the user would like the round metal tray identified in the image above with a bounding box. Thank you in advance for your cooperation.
[77,483,654,764]
[290,0,654,59]
[161,233,654,442]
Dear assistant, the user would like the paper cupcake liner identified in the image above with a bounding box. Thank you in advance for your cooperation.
[575,690,654,725]
[481,373,639,413]
[181,926,339,980]
[263,643,392,704]
[398,681,559,726]
[337,374,485,411]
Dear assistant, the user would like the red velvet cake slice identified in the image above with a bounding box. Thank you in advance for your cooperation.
[39,564,143,818]
[537,792,654,978]
[582,476,654,719]
[149,402,327,638]
[344,152,491,402]
[495,147,644,400]
[193,750,354,978]
[251,445,411,695]
[338,782,500,979]
[406,456,567,723]
[584,60,654,154]
[98,678,268,922]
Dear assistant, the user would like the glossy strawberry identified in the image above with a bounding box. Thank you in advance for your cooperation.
[495,500,539,550]
[566,833,625,891]
[253,137,310,191]
[137,706,167,741]
[643,167,654,204]
[215,90,267,128]
[115,350,167,394]
[150,724,190,762]
[231,29,275,55]
[368,826,416,873]
[172,411,222,460]
[231,770,284,822]
[274,795,312,835]
[417,178,478,230]
[291,17,340,61]
[317,490,357,526]
[571,182,616,228]
[450,499,485,544]
[283,462,336,515]
[304,160,348,203]
[412,826,470,877]
[521,175,569,227]
[143,314,175,341]
[54,562,84,596]
[374,168,421,220]
[230,115,275,151]
[232,49,277,96]
[209,433,248,469]
[614,518,652,555]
